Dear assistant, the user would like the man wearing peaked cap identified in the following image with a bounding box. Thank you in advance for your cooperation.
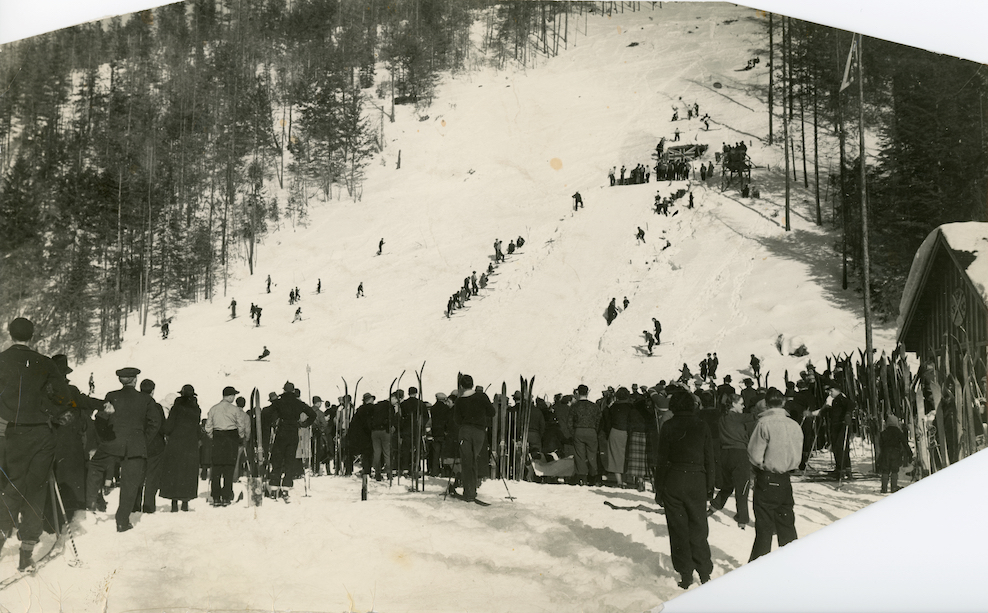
[205,385,250,506]
[0,318,73,570]
[87,365,161,533]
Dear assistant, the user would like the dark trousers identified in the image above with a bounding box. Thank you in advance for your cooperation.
[115,457,147,527]
[799,418,815,469]
[749,470,797,562]
[711,448,751,523]
[573,427,599,477]
[428,439,444,476]
[458,425,487,500]
[371,430,391,479]
[0,424,56,543]
[268,428,298,488]
[211,430,240,501]
[662,469,713,580]
[135,451,164,511]
[831,426,851,473]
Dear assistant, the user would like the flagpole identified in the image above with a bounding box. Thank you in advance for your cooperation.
[857,33,878,425]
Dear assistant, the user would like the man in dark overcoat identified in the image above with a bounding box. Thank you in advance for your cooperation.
[86,366,161,532]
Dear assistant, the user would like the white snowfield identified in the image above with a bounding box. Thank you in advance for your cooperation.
[2,3,966,612]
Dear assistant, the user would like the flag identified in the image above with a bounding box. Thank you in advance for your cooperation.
[839,35,858,93]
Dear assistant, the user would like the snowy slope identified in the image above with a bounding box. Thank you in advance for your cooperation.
[1,3,908,612]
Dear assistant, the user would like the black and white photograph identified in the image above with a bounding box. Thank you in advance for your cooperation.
[1,0,986,611]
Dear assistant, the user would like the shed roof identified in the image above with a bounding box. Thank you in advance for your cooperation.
[897,222,988,342]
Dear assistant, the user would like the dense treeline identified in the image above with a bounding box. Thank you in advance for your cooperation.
[1,2,984,360]
[765,16,988,316]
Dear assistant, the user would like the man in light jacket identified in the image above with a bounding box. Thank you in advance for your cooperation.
[205,386,250,506]
[747,388,803,562]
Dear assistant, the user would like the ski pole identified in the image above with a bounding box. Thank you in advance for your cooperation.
[50,471,82,567]
[489,447,515,501]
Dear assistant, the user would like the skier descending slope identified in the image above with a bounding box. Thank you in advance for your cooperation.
[451,374,495,504]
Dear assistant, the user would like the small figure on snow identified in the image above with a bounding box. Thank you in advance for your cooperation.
[258,346,270,360]
[643,331,655,355]
[292,307,302,323]
[89,372,96,395]
[605,298,618,326]
[652,317,662,345]
[356,282,364,298]
[295,287,300,301]
[161,321,170,340]
[317,279,321,294]
[289,289,296,305]
[266,275,272,293]
[250,303,257,323]
[673,128,680,142]
[507,240,516,256]
[688,192,694,209]
[608,167,616,186]
[516,236,525,249]
[636,226,646,244]
[622,296,630,310]
[750,354,761,379]
[230,298,237,319]
[572,191,583,211]
[254,306,263,327]
[378,238,385,256]
[494,239,505,263]
[471,271,479,295]
[479,273,488,289]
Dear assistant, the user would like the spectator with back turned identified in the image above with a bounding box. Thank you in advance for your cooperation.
[0,318,73,570]
[654,389,715,589]
[451,374,495,503]
[747,388,803,562]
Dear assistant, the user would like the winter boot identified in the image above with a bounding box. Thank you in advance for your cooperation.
[677,574,693,589]
[18,542,36,571]
[171,500,179,513]
[181,500,189,512]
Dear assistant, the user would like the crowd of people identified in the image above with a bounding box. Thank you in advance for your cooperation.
[2,315,911,588]
[444,236,525,318]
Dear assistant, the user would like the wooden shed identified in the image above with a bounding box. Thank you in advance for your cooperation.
[897,222,988,376]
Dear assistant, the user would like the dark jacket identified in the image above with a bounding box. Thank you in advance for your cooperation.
[606,400,632,432]
[719,411,756,450]
[654,412,716,494]
[452,391,495,430]
[160,395,201,500]
[569,399,601,431]
[0,344,71,424]
[370,400,394,431]
[99,385,162,458]
[430,401,451,441]
[877,424,912,471]
[262,393,318,432]
[144,394,167,457]
[347,402,375,456]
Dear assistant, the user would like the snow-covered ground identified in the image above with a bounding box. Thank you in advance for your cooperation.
[1,2,986,612]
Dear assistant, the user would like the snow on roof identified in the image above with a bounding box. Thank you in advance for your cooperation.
[897,222,988,332]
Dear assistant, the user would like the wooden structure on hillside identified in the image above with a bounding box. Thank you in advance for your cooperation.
[897,223,988,469]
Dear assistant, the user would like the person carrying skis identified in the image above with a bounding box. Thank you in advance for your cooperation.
[747,388,803,562]
[230,299,237,319]
[258,346,270,360]
[451,374,495,503]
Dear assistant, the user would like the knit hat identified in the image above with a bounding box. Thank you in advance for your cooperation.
[7,317,34,341]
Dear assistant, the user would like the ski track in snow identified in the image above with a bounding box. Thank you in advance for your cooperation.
[4,4,906,612]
